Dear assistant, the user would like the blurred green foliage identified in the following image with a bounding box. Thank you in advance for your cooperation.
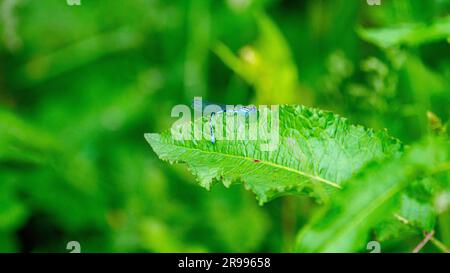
[0,0,449,252]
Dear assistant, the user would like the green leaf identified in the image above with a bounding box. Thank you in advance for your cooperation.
[358,15,450,49]
[145,105,402,204]
[295,138,450,252]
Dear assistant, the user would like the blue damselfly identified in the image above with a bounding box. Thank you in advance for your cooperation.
[192,99,257,144]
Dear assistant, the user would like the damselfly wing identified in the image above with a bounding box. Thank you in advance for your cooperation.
[192,99,257,144]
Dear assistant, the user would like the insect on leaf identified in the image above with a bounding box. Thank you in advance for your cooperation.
[145,105,402,204]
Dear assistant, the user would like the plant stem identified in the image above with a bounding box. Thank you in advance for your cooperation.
[281,196,297,252]
[429,236,450,253]
[394,214,450,253]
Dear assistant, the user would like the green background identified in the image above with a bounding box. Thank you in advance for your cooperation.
[0,0,449,252]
